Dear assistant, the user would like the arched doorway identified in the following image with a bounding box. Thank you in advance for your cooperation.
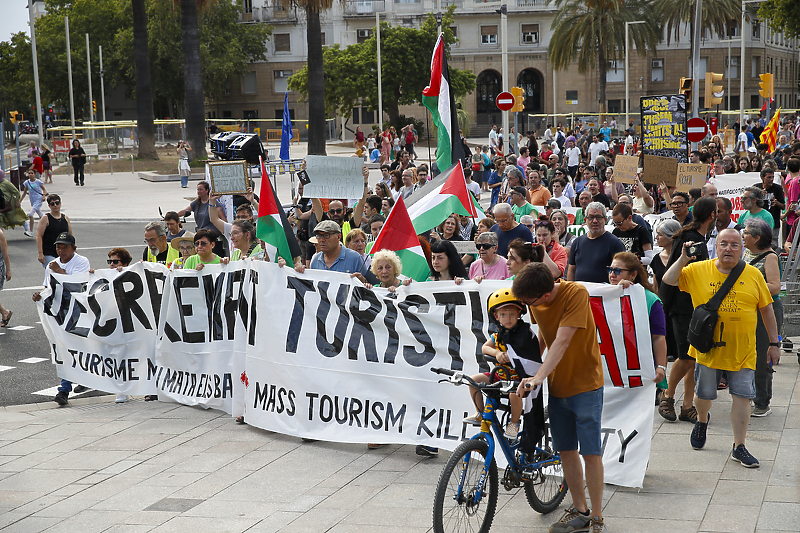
[517,68,544,116]
[475,70,502,125]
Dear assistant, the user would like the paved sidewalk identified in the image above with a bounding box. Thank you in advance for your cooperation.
[1,350,797,533]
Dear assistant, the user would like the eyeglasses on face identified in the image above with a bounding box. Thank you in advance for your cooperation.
[607,267,633,275]
[585,215,605,221]
[315,232,338,240]
[194,240,211,247]
[476,243,496,250]
[670,201,686,207]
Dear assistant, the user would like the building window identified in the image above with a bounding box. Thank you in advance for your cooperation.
[450,26,457,40]
[357,29,372,44]
[223,110,232,119]
[396,0,420,3]
[274,33,290,52]
[521,24,539,45]
[481,25,498,45]
[752,20,760,40]
[565,90,578,102]
[320,32,326,46]
[242,72,257,95]
[699,57,707,77]
[606,61,623,83]
[750,95,760,108]
[727,23,739,38]
[244,109,258,119]
[361,107,374,124]
[243,0,252,13]
[352,107,360,124]
[726,56,739,79]
[752,56,760,77]
[608,100,622,113]
[275,108,295,120]
[274,70,292,93]
[651,58,664,82]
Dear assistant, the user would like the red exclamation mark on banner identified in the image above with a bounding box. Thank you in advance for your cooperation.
[620,295,642,387]
[590,296,624,387]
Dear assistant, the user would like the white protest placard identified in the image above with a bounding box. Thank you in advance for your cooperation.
[304,155,363,199]
[82,144,99,156]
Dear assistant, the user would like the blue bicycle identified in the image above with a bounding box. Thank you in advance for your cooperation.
[430,365,567,533]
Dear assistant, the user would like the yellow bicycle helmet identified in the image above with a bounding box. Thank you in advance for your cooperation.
[487,288,527,316]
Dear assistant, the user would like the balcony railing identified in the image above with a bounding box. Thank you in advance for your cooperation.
[240,4,298,23]
[344,0,386,16]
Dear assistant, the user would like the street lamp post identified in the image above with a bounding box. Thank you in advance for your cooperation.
[624,20,645,130]
[28,1,44,148]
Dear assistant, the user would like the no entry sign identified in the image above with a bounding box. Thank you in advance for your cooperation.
[687,117,709,143]
[496,92,515,111]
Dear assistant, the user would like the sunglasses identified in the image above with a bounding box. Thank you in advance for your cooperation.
[476,243,496,250]
[607,267,633,275]
[48,200,60,206]
[107,259,121,265]
[329,208,343,214]
[194,240,211,247]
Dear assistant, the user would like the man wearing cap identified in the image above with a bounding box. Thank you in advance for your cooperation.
[510,186,538,222]
[294,220,371,280]
[31,232,91,406]
[142,221,180,265]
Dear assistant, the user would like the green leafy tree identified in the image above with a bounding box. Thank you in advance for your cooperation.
[759,0,800,40]
[654,0,741,45]
[288,7,475,132]
[548,0,659,114]
[0,33,35,135]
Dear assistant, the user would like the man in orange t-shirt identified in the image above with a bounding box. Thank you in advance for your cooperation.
[513,263,605,533]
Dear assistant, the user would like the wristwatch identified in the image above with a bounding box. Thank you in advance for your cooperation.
[769,342,781,347]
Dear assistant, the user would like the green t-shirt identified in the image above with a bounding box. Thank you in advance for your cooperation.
[512,202,538,222]
[574,209,585,226]
[231,243,264,261]
[737,209,774,229]
[182,254,221,270]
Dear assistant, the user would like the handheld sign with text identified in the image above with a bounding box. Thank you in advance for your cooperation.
[675,164,708,193]
[208,160,250,195]
[643,154,678,187]
[614,154,639,184]
[304,156,363,199]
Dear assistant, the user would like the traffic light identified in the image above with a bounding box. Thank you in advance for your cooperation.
[759,73,774,99]
[679,77,693,112]
[510,86,525,112]
[705,72,724,107]
[92,100,97,113]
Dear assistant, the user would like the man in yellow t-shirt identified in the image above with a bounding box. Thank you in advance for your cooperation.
[662,229,780,468]
[512,264,605,533]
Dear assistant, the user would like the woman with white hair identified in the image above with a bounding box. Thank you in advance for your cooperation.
[368,250,403,289]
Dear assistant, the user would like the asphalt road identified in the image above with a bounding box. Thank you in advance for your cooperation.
[0,222,148,407]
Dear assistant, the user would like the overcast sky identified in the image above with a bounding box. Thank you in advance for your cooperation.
[1,1,32,43]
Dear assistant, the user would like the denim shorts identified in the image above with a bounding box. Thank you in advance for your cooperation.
[694,363,755,400]
[548,387,604,456]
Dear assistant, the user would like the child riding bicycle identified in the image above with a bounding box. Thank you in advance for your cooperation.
[464,288,542,439]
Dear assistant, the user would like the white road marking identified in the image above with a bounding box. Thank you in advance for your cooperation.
[32,386,93,397]
[7,325,34,331]
[18,357,49,364]
[0,366,15,372]
[2,286,45,291]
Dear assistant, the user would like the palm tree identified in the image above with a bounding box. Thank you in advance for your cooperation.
[132,0,158,160]
[295,0,333,156]
[179,0,207,160]
[548,0,659,115]
[655,0,741,46]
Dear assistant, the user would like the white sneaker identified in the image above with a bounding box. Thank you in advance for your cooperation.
[24,230,33,237]
[115,395,129,403]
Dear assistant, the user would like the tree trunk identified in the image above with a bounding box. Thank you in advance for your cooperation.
[132,0,158,160]
[180,0,207,160]
[305,5,326,155]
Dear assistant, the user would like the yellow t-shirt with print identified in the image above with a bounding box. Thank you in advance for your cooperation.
[679,259,773,371]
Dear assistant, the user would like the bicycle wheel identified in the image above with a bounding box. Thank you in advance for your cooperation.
[432,439,499,533]
[523,444,568,514]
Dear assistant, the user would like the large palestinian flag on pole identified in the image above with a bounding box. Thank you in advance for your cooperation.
[370,196,430,282]
[256,158,301,264]
[406,162,482,233]
[423,33,465,173]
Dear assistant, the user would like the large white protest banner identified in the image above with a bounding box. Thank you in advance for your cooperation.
[36,262,166,396]
[37,262,656,487]
[303,155,363,199]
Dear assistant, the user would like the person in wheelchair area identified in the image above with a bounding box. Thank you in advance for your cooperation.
[464,288,542,440]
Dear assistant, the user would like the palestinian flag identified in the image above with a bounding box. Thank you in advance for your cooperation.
[423,33,464,173]
[406,162,481,233]
[256,158,301,264]
[370,196,430,282]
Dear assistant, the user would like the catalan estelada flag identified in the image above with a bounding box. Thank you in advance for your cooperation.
[760,108,782,152]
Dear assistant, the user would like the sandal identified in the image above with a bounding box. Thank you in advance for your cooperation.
[235,416,245,424]
[0,310,12,327]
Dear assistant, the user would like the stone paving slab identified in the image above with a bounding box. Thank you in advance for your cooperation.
[1,353,798,532]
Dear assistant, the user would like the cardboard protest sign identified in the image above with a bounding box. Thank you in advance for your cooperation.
[304,156,363,199]
[640,94,688,163]
[614,155,639,184]
[675,164,708,192]
[643,154,678,186]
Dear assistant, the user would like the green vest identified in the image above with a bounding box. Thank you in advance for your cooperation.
[147,245,180,265]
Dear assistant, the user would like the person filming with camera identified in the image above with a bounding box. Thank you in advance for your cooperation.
[661,227,779,467]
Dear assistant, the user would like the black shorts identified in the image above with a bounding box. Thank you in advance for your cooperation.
[671,313,695,361]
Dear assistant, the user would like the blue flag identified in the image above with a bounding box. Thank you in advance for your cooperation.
[280,92,293,161]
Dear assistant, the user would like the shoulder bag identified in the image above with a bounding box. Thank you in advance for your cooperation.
[687,260,746,353]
